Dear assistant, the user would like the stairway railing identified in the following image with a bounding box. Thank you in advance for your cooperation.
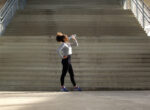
[130,0,150,36]
[0,0,18,35]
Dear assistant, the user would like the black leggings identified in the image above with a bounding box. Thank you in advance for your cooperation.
[61,55,76,86]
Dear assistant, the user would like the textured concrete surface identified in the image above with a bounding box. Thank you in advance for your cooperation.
[0,0,7,9]
[5,0,146,36]
[0,91,150,110]
[144,0,150,8]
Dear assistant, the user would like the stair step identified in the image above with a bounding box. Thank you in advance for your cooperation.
[18,8,132,15]
[0,71,150,76]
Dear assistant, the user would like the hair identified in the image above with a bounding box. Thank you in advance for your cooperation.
[56,32,65,42]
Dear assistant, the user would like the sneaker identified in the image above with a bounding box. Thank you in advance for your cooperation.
[74,86,82,91]
[60,87,69,92]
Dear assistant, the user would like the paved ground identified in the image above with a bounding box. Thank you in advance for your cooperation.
[0,91,150,110]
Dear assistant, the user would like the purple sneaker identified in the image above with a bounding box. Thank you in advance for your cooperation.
[74,86,82,91]
[60,87,69,92]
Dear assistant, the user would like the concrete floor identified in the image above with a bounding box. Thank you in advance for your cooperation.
[0,91,150,110]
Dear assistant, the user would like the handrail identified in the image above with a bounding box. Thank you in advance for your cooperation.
[129,0,150,36]
[0,0,12,17]
[139,0,150,13]
[138,0,150,20]
[131,0,150,23]
[0,0,18,35]
[0,0,17,23]
[0,0,10,13]
[0,0,26,36]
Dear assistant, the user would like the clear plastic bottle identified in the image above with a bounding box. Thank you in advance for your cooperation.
[69,34,76,40]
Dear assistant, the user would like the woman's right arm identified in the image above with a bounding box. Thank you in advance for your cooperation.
[70,35,78,47]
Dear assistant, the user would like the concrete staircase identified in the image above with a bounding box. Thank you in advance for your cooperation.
[0,0,150,91]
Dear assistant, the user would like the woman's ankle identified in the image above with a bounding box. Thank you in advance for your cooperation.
[74,85,78,88]
[61,86,65,88]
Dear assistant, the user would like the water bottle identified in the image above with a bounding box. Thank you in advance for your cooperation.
[69,34,76,40]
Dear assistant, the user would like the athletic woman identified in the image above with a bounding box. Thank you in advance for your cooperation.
[56,32,81,92]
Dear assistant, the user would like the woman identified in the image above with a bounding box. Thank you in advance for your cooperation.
[56,32,81,92]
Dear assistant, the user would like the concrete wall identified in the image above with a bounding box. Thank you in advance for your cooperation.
[0,0,7,9]
[144,0,150,8]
